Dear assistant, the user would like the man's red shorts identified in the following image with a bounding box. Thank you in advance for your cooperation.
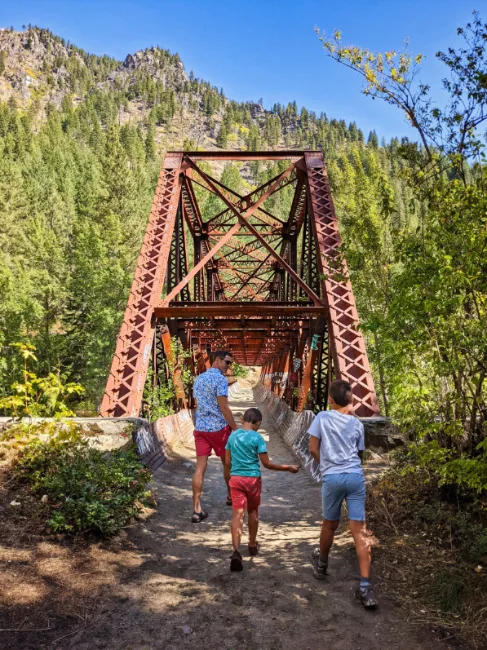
[193,425,231,458]
[229,476,262,510]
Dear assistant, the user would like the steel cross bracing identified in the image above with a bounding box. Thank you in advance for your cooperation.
[100,151,380,418]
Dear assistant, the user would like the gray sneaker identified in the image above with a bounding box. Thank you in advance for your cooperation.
[311,548,327,579]
[357,585,378,608]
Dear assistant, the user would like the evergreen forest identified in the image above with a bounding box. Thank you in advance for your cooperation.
[0,12,487,643]
[0,18,486,476]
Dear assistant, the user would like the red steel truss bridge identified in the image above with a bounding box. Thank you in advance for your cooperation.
[100,151,380,419]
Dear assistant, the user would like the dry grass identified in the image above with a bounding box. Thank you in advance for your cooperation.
[368,470,487,649]
[0,434,155,649]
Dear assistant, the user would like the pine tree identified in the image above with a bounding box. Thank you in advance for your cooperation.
[217,122,228,148]
[367,130,379,148]
[145,121,156,160]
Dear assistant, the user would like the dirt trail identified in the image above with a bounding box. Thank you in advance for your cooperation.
[68,385,450,650]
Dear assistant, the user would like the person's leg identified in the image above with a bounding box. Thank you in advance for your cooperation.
[247,508,259,547]
[229,478,246,571]
[210,427,232,503]
[320,519,340,561]
[192,455,208,513]
[348,520,371,578]
[344,473,369,575]
[231,507,246,551]
[312,475,343,579]
[247,477,261,553]
[320,476,344,563]
[345,474,377,607]
[220,455,231,501]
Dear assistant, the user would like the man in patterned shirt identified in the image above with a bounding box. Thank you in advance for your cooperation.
[192,350,238,523]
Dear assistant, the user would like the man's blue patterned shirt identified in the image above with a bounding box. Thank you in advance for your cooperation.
[193,368,228,432]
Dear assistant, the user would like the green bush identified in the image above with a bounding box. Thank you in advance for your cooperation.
[143,368,176,421]
[14,425,152,535]
[403,439,487,494]
[232,362,249,379]
[0,343,84,417]
[427,569,467,613]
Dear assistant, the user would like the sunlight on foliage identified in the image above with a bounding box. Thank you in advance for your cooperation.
[0,343,84,417]
[11,422,152,535]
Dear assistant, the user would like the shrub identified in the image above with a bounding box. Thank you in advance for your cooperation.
[232,362,249,379]
[143,369,176,421]
[0,343,84,417]
[14,425,152,535]
[404,439,487,494]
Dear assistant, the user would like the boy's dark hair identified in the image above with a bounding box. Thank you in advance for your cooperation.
[243,407,262,424]
[329,379,353,406]
[213,350,232,360]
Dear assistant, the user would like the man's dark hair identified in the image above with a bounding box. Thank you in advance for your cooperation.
[243,407,262,424]
[213,350,233,360]
[329,379,353,406]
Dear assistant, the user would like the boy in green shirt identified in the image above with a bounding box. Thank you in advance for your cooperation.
[225,407,299,571]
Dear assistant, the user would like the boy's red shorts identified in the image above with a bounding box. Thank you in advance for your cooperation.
[193,425,231,458]
[229,476,262,510]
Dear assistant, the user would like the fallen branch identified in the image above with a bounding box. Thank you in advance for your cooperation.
[51,608,113,645]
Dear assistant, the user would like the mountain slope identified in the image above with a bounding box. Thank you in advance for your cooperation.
[0,25,377,153]
[0,25,409,409]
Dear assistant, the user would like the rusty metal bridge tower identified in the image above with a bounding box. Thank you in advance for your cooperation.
[100,151,379,419]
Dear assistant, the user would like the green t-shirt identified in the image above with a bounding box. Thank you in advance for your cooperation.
[225,428,267,477]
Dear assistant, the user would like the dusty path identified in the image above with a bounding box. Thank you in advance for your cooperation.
[69,385,450,650]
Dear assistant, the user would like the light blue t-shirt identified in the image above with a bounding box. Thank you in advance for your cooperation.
[225,428,267,477]
[308,410,364,478]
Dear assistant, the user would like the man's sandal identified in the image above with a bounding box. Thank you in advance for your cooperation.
[191,510,208,523]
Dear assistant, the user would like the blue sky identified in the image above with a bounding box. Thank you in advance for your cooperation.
[1,0,485,140]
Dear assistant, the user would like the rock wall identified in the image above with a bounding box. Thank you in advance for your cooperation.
[0,416,142,452]
[0,414,193,472]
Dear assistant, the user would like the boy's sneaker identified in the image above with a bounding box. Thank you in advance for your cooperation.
[357,584,378,609]
[248,542,260,556]
[311,548,327,579]
[230,549,243,572]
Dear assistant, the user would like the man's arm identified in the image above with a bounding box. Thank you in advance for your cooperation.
[217,395,238,430]
[309,436,321,464]
[259,453,299,473]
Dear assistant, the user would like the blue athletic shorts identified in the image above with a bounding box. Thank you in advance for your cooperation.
[321,473,366,521]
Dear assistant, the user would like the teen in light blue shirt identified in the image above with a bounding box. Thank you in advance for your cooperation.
[308,379,378,609]
[308,409,364,476]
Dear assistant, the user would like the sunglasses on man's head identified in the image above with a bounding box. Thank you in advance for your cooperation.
[224,359,233,365]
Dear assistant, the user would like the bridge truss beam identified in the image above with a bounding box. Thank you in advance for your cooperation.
[101,151,379,418]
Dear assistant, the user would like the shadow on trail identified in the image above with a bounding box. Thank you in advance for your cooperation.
[66,456,376,650]
[64,435,448,650]
[1,390,453,650]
